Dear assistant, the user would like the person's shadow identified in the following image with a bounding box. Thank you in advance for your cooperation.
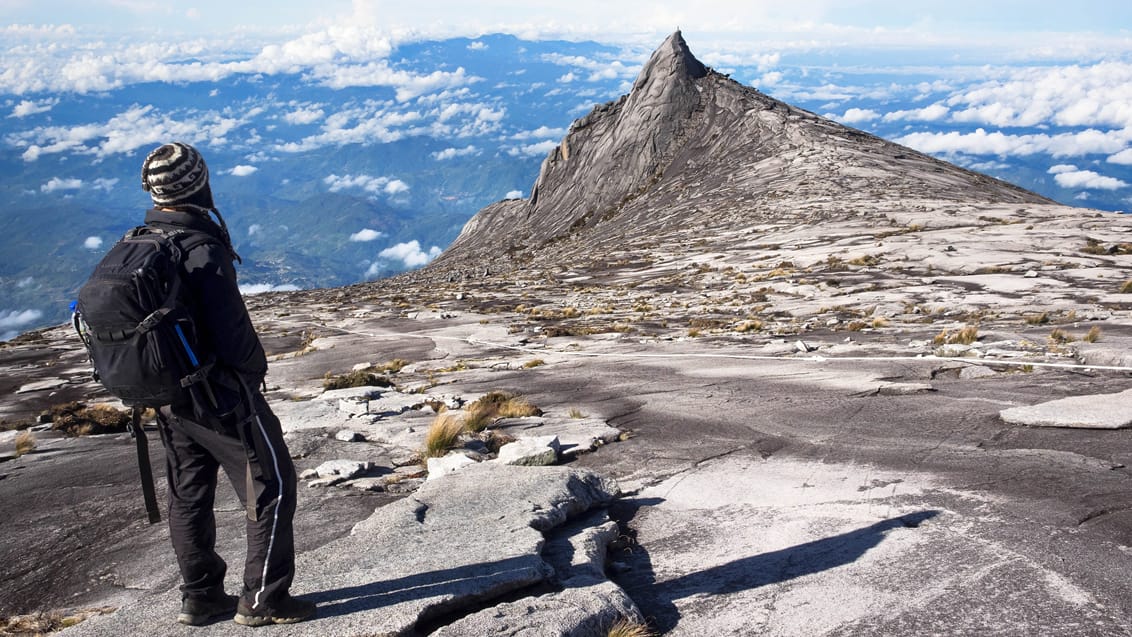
[609,502,939,633]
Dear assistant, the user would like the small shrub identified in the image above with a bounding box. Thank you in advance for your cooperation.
[608,618,655,637]
[734,319,763,333]
[1084,326,1102,343]
[375,359,409,374]
[423,413,465,458]
[323,369,394,391]
[47,402,130,437]
[1024,312,1049,325]
[1081,238,1107,255]
[15,430,35,456]
[871,317,890,328]
[687,328,701,338]
[846,320,868,331]
[1049,328,1074,344]
[464,391,542,432]
[568,408,587,419]
[932,325,979,346]
[523,359,546,369]
[848,254,879,267]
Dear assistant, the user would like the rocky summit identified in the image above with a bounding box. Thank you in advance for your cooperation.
[4,32,1132,637]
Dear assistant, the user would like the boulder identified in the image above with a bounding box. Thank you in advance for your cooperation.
[497,435,561,466]
[426,453,477,480]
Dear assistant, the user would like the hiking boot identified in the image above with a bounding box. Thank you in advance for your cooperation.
[178,592,238,626]
[233,594,316,627]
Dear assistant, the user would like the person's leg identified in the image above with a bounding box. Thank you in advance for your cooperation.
[224,393,309,625]
[156,408,238,625]
[157,408,226,597]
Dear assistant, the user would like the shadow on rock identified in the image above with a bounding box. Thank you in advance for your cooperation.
[614,507,940,633]
[305,555,546,619]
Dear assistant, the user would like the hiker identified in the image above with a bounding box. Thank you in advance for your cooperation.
[138,142,314,627]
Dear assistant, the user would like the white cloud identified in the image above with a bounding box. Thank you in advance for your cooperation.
[84,236,104,250]
[91,178,119,192]
[510,125,566,140]
[239,283,301,295]
[230,165,258,176]
[17,277,34,288]
[467,41,487,51]
[882,103,950,122]
[41,177,83,193]
[9,98,58,118]
[1108,149,1132,165]
[282,106,325,125]
[558,72,577,83]
[947,61,1132,129]
[349,228,385,242]
[0,309,43,329]
[324,173,410,196]
[505,190,523,199]
[1048,166,1129,190]
[0,308,44,340]
[12,103,246,161]
[432,145,479,160]
[896,127,1132,158]
[248,224,262,236]
[833,108,880,124]
[378,240,442,268]
[507,140,558,157]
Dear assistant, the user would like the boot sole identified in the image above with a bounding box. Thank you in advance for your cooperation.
[233,610,315,626]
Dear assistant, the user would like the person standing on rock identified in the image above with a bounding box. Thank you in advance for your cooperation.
[139,142,314,627]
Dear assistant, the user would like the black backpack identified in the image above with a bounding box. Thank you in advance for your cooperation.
[74,226,220,409]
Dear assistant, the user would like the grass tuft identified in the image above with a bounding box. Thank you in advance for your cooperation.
[1084,326,1102,343]
[932,325,979,346]
[47,402,130,437]
[463,391,542,433]
[1024,312,1049,325]
[423,413,465,458]
[568,408,587,419]
[1048,328,1074,344]
[608,618,656,637]
[1121,280,1132,294]
[323,368,394,391]
[15,430,35,456]
[523,359,546,369]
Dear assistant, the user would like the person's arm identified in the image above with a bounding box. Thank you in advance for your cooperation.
[182,242,268,383]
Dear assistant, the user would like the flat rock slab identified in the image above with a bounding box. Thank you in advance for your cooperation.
[494,417,622,458]
[1000,388,1132,429]
[59,463,621,637]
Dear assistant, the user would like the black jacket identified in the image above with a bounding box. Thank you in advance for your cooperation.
[143,208,267,386]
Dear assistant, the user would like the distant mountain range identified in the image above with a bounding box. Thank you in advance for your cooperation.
[1,32,1127,339]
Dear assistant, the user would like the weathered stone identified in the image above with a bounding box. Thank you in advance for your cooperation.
[495,417,622,459]
[16,379,68,394]
[1000,389,1132,429]
[497,435,560,466]
[313,459,374,480]
[335,429,365,442]
[426,453,477,480]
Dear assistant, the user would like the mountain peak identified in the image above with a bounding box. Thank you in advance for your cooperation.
[632,30,707,91]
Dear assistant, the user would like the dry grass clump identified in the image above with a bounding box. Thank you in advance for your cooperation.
[1048,328,1074,344]
[734,319,763,333]
[1084,326,1102,343]
[2,607,115,634]
[687,328,701,338]
[15,430,35,456]
[522,359,546,369]
[846,320,868,332]
[848,254,879,267]
[871,317,890,329]
[932,325,979,346]
[46,402,130,437]
[322,368,394,391]
[1024,312,1049,325]
[568,408,587,419]
[463,391,542,433]
[423,412,466,458]
[607,618,655,637]
[1121,280,1132,294]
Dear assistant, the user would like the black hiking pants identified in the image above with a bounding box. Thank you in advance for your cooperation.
[156,391,296,609]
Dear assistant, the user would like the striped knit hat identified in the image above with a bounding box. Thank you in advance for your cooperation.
[140,142,214,210]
